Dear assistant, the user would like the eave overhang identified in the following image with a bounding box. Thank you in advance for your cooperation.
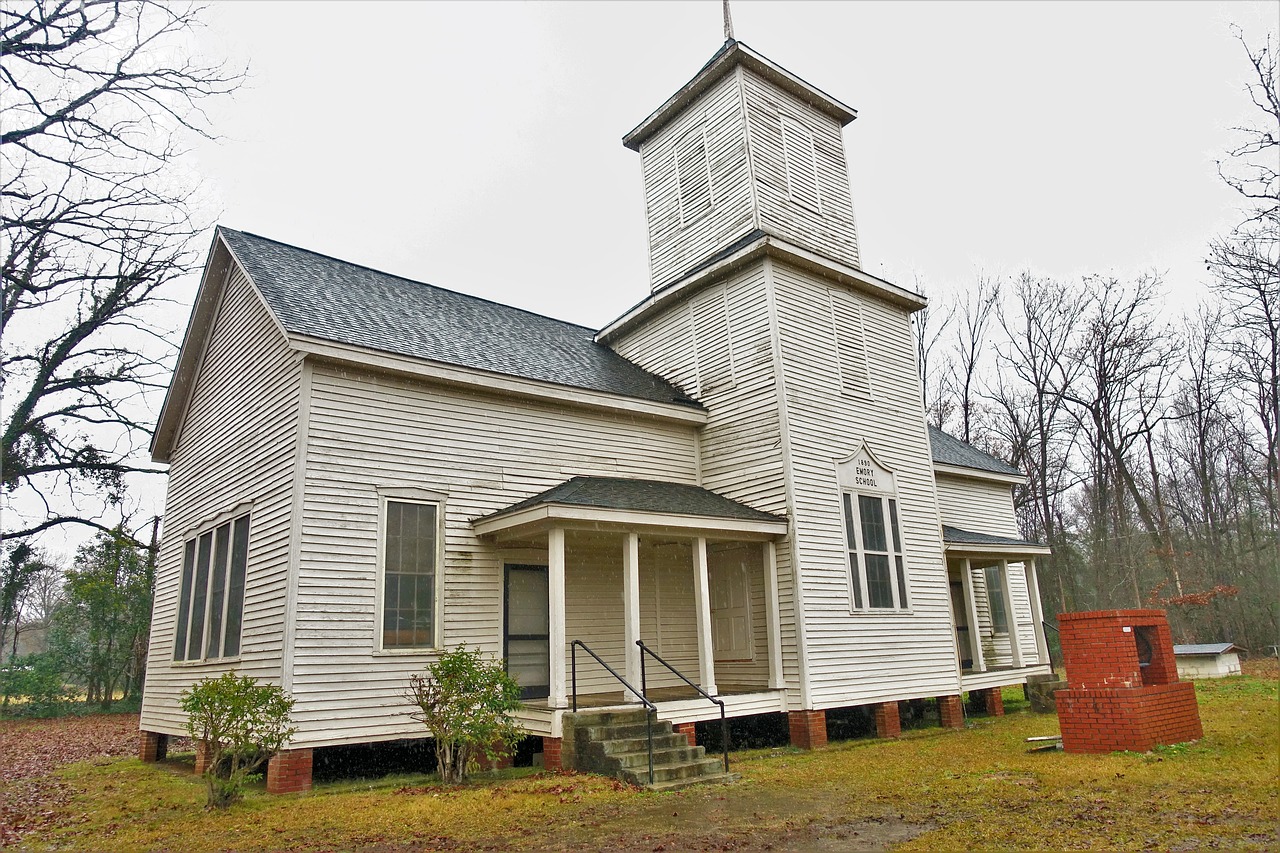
[933,463,1027,487]
[623,40,857,151]
[473,503,790,542]
[597,232,926,344]
[944,542,1053,557]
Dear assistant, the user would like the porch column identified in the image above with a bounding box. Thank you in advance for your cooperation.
[1024,558,1050,667]
[763,540,784,690]
[1000,559,1023,668]
[961,558,985,672]
[622,532,642,701]
[548,527,567,708]
[692,536,718,695]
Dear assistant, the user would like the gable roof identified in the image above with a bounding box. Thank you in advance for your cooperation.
[928,425,1021,478]
[941,525,1044,549]
[1172,643,1242,657]
[217,228,701,410]
[480,476,786,525]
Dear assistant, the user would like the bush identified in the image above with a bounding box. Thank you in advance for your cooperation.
[181,672,296,808]
[0,653,75,716]
[406,646,524,784]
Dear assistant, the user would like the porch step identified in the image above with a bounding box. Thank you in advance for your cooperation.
[563,709,735,791]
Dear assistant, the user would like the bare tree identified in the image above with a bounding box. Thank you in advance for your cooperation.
[911,277,956,430]
[1,0,240,544]
[1216,28,1279,226]
[952,275,1000,444]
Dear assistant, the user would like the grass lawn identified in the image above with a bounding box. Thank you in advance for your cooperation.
[5,668,1277,852]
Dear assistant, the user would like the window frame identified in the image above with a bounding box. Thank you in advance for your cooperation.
[836,444,911,614]
[172,508,251,664]
[375,490,446,654]
[780,114,822,213]
[983,565,1010,636]
[673,122,715,226]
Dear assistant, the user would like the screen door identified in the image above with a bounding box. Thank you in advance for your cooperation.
[504,564,550,699]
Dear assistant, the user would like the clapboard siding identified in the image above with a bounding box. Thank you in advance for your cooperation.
[741,70,860,269]
[769,260,960,706]
[641,69,756,289]
[141,266,302,735]
[935,474,1020,538]
[610,265,800,702]
[288,364,703,746]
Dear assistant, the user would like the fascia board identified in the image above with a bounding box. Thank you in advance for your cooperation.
[933,463,1027,486]
[290,336,709,426]
[943,542,1053,557]
[473,503,789,539]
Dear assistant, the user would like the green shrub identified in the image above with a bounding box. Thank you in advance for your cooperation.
[181,671,296,808]
[0,653,75,716]
[406,646,524,784]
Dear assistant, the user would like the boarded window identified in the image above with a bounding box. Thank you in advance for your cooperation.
[674,126,713,223]
[780,115,821,211]
[382,499,439,649]
[691,285,736,395]
[173,513,251,661]
[830,289,871,397]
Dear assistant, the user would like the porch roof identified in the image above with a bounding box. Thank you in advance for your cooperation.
[473,476,789,539]
[942,525,1052,557]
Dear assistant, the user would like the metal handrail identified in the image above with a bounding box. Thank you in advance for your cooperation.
[636,640,729,775]
[570,639,655,785]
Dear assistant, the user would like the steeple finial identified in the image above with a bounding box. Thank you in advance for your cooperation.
[723,0,735,41]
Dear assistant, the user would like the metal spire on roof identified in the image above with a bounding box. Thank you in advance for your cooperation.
[723,0,734,41]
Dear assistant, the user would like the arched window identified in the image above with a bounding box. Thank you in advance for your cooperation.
[837,443,909,611]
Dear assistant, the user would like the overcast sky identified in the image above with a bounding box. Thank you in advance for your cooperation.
[186,0,1275,325]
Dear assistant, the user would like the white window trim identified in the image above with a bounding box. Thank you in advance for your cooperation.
[835,443,911,614]
[674,120,715,226]
[374,488,446,654]
[780,114,822,214]
[172,506,253,665]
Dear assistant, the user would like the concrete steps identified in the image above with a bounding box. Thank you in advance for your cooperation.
[563,708,735,790]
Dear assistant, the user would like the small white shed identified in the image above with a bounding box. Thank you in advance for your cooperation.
[1172,643,1244,679]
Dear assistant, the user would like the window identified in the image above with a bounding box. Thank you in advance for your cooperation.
[984,566,1009,635]
[173,514,249,661]
[381,498,440,649]
[780,114,821,211]
[830,288,871,398]
[674,125,713,222]
[838,444,909,611]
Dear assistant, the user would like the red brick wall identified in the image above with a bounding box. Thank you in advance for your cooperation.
[675,722,697,747]
[788,710,828,749]
[1059,609,1177,689]
[541,736,562,771]
[1057,681,1203,753]
[938,695,965,728]
[266,748,313,794]
[874,702,901,738]
[193,740,213,775]
[983,688,1005,717]
[139,731,168,763]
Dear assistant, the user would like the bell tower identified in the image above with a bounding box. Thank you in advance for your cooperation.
[623,40,862,292]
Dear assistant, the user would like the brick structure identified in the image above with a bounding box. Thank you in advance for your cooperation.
[1055,609,1202,754]
[541,736,562,771]
[982,687,1005,717]
[788,709,827,749]
[193,739,213,775]
[477,740,514,771]
[139,731,168,763]
[266,748,313,794]
[938,694,965,728]
[873,701,901,738]
[675,722,697,747]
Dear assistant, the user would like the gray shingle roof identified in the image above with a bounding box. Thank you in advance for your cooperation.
[941,525,1044,549]
[218,228,701,410]
[1172,643,1241,656]
[478,476,786,524]
[928,425,1021,477]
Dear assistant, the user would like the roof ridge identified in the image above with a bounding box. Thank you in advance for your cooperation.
[219,226,603,335]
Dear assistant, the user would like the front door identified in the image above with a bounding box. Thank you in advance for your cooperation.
[504,564,549,699]
[950,580,974,670]
[709,551,753,662]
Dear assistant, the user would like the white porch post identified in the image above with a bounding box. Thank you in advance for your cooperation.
[763,540,784,690]
[961,557,985,672]
[548,527,567,708]
[1025,558,1050,667]
[622,532,642,701]
[1000,558,1024,668]
[692,536,718,696]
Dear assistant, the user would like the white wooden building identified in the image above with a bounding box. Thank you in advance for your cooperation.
[140,39,1052,787]
[1172,643,1244,679]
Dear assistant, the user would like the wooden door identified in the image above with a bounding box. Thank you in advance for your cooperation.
[504,564,549,699]
[709,554,752,662]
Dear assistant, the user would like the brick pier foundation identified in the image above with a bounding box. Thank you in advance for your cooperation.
[938,695,965,728]
[541,736,562,771]
[788,709,828,749]
[194,740,213,775]
[675,722,697,747]
[266,748,313,794]
[874,701,901,738]
[139,731,168,763]
[982,687,1005,716]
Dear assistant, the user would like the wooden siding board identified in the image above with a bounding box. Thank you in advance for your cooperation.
[140,265,301,735]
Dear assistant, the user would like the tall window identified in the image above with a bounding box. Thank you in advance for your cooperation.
[983,566,1009,635]
[674,126,713,223]
[780,114,821,212]
[382,499,440,649]
[844,493,909,610]
[173,514,250,661]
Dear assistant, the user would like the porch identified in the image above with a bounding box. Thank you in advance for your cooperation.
[943,526,1055,691]
[473,476,792,738]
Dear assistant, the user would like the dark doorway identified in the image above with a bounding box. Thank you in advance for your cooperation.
[504,564,550,699]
